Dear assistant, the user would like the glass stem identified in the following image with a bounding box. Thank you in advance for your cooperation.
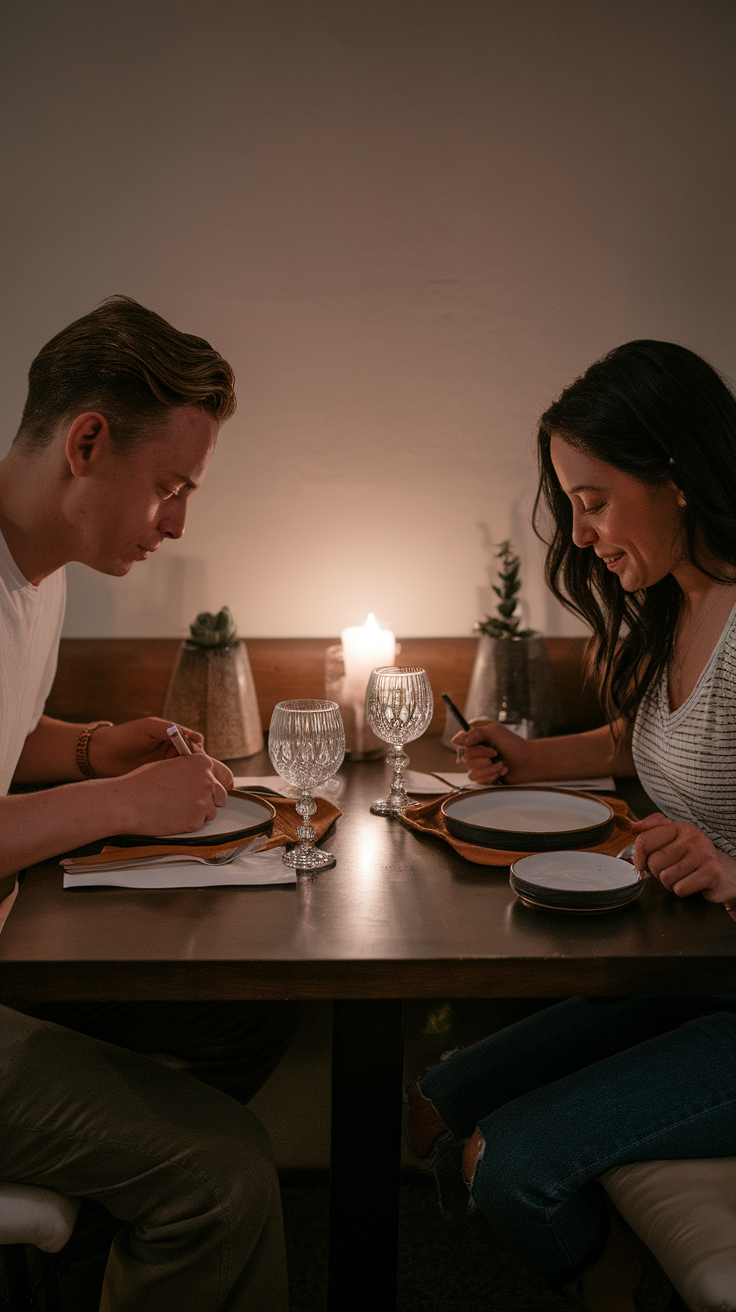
[387,743,410,813]
[296,789,317,845]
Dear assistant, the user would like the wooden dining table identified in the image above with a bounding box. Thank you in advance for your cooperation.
[2,736,736,1310]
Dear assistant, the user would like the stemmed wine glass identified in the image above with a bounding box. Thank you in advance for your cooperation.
[365,667,434,816]
[268,700,345,872]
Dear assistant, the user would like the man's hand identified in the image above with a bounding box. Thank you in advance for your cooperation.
[631,813,736,903]
[116,753,234,835]
[0,751,235,879]
[87,717,206,777]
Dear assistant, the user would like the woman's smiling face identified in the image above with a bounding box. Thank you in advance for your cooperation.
[550,433,685,592]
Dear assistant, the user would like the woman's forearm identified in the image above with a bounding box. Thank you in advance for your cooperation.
[522,720,635,781]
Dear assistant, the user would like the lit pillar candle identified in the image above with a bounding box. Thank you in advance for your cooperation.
[340,614,396,756]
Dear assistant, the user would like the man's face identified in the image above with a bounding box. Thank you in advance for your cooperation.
[67,406,219,576]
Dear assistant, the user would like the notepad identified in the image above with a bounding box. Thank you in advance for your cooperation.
[405,770,616,794]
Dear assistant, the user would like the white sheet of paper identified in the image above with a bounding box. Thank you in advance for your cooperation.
[63,841,296,889]
[233,775,344,801]
[406,770,616,793]
[404,770,458,793]
[233,775,287,794]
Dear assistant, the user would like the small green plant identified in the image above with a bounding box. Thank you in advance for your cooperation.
[187,606,238,649]
[475,540,536,638]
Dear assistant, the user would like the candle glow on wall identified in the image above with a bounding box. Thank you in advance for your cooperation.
[325,614,396,759]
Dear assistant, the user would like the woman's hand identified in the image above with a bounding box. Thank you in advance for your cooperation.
[87,717,207,778]
[631,813,736,902]
[452,720,536,785]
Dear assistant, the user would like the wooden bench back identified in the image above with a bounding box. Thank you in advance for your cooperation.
[47,637,604,737]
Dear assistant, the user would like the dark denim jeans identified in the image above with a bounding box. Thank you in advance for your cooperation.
[419,996,736,1284]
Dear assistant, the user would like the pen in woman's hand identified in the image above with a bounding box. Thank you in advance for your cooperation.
[167,724,192,757]
[441,693,472,768]
[442,697,510,784]
[441,693,470,732]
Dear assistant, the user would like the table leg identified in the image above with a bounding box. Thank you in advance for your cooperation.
[328,999,405,1312]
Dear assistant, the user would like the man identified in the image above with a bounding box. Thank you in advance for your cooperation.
[0,298,290,1311]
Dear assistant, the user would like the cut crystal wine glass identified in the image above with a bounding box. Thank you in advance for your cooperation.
[365,667,434,816]
[268,699,345,872]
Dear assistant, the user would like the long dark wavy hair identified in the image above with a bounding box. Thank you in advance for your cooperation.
[533,340,736,724]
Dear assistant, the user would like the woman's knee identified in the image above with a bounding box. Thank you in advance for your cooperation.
[462,1129,485,1191]
[463,1108,552,1222]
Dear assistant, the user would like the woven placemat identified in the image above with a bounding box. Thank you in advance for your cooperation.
[400,792,635,866]
[65,793,342,867]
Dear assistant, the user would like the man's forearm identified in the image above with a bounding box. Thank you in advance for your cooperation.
[11,716,90,785]
[0,781,130,879]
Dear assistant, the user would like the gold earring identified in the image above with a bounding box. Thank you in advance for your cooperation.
[677,491,687,507]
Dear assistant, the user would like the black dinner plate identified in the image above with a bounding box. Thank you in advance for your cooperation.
[441,786,615,852]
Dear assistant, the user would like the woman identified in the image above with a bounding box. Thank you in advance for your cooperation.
[407,340,736,1311]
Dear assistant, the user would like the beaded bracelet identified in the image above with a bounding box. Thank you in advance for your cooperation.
[76,721,113,779]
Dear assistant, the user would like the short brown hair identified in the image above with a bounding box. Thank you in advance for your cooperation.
[15,295,236,452]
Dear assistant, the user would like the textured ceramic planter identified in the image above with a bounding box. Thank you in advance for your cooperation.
[163,640,263,759]
[463,634,556,738]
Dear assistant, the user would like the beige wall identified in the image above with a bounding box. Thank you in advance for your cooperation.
[1,0,734,638]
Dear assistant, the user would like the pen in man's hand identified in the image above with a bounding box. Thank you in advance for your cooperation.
[167,724,192,756]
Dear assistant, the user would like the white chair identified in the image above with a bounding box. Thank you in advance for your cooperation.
[0,1182,79,1311]
[599,1159,736,1312]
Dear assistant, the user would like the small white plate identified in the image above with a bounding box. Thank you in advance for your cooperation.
[510,850,643,911]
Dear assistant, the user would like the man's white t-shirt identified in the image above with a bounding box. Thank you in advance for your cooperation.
[0,528,66,796]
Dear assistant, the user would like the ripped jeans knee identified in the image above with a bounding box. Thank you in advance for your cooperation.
[406,1081,485,1219]
[462,1128,485,1191]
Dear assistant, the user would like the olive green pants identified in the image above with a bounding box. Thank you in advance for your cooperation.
[0,1004,290,1310]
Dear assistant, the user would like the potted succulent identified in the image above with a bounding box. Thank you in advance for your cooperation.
[163,607,263,759]
[464,541,555,738]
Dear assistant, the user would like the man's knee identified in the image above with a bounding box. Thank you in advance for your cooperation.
[187,1102,278,1221]
[118,1102,279,1269]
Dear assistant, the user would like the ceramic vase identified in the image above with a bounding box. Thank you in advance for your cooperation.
[463,634,556,738]
[163,640,263,759]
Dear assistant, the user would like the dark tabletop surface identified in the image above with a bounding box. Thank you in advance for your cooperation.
[1,737,735,1001]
